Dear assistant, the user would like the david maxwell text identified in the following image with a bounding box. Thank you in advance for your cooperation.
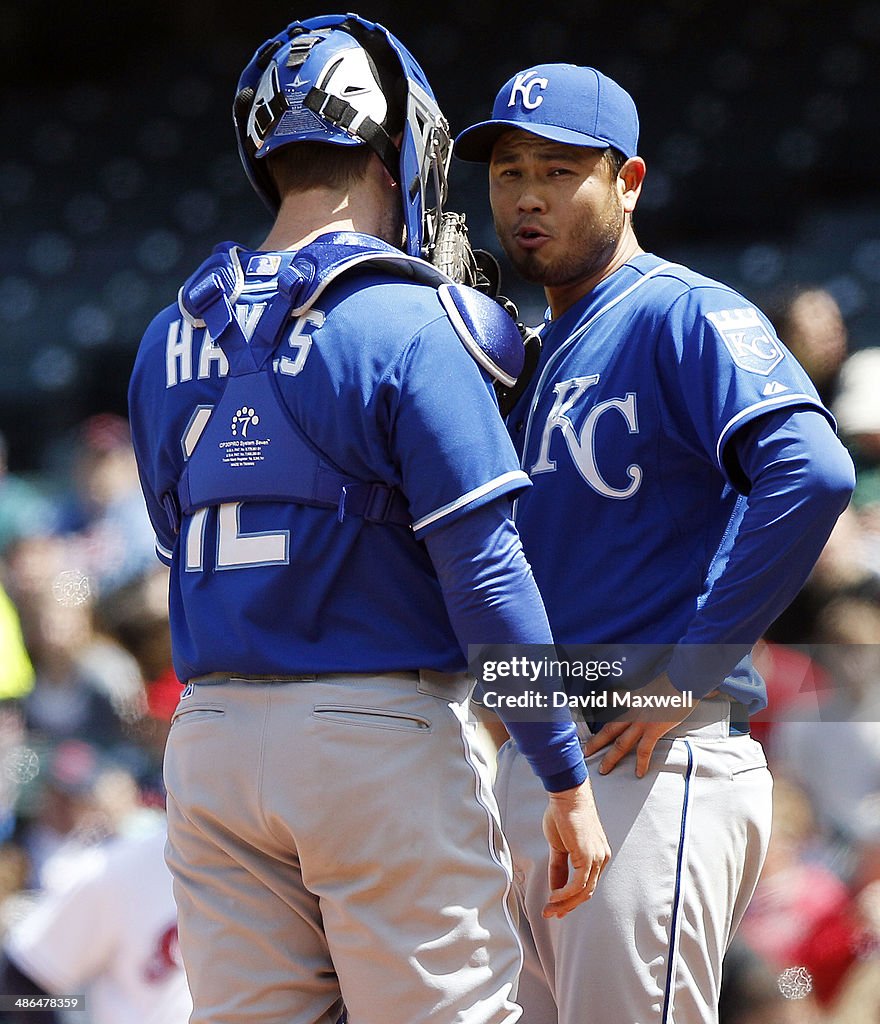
[481,689,695,710]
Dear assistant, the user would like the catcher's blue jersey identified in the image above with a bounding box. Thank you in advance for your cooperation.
[509,253,833,708]
[129,253,530,683]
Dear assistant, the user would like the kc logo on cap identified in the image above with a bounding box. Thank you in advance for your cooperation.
[508,71,549,111]
[455,63,639,163]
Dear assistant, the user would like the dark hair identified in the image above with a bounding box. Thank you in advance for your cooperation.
[602,147,628,178]
[266,141,375,195]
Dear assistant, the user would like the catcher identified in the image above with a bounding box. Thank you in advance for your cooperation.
[127,14,608,1024]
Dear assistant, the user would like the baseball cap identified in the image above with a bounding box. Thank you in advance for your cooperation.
[455,64,639,162]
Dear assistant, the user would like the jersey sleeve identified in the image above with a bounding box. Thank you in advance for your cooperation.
[664,407,854,705]
[424,497,588,791]
[658,288,835,481]
[128,309,179,566]
[386,314,531,537]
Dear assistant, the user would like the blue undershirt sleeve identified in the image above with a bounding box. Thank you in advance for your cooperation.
[666,407,855,696]
[424,497,587,792]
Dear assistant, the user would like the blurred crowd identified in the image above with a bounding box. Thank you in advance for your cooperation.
[712,286,880,1024]
[0,413,187,1022]
[0,287,877,1021]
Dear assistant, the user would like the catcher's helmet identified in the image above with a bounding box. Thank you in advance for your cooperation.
[234,13,451,258]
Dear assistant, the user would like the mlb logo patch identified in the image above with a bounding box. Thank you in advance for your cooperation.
[246,254,281,276]
[707,308,784,376]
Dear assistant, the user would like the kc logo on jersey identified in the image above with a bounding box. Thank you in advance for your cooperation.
[707,308,784,376]
[531,375,643,500]
[508,71,548,110]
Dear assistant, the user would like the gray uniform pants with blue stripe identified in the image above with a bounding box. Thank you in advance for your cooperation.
[494,697,773,1024]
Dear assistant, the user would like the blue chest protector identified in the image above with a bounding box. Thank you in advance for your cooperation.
[167,232,524,534]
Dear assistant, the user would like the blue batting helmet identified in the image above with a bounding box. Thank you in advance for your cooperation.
[234,13,451,259]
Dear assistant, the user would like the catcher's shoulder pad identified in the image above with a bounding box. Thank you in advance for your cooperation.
[179,232,452,328]
[289,233,525,387]
[281,230,453,315]
[436,283,524,388]
[176,234,525,387]
[178,241,246,340]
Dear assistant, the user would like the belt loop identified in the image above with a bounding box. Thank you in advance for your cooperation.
[728,699,750,736]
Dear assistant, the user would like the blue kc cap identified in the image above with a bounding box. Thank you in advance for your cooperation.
[455,64,639,162]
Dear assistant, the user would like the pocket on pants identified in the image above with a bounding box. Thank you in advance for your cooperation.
[728,737,769,779]
[312,704,432,732]
[730,759,769,778]
[171,703,226,726]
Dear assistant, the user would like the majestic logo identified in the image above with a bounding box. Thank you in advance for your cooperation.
[707,308,784,376]
[531,376,643,499]
[509,71,548,111]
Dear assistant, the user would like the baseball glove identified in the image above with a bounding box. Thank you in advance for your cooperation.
[429,211,483,290]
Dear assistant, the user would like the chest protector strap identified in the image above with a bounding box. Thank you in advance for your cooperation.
[167,233,525,533]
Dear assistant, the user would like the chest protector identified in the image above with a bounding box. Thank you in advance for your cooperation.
[166,232,525,534]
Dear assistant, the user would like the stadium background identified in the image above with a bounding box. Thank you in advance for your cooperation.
[1,0,880,470]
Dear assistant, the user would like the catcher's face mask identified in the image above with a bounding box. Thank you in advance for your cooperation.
[234,13,452,259]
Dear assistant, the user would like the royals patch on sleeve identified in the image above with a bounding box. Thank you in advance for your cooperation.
[706,308,784,376]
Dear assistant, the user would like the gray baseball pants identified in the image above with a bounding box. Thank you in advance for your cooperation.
[164,671,523,1024]
[494,698,773,1024]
